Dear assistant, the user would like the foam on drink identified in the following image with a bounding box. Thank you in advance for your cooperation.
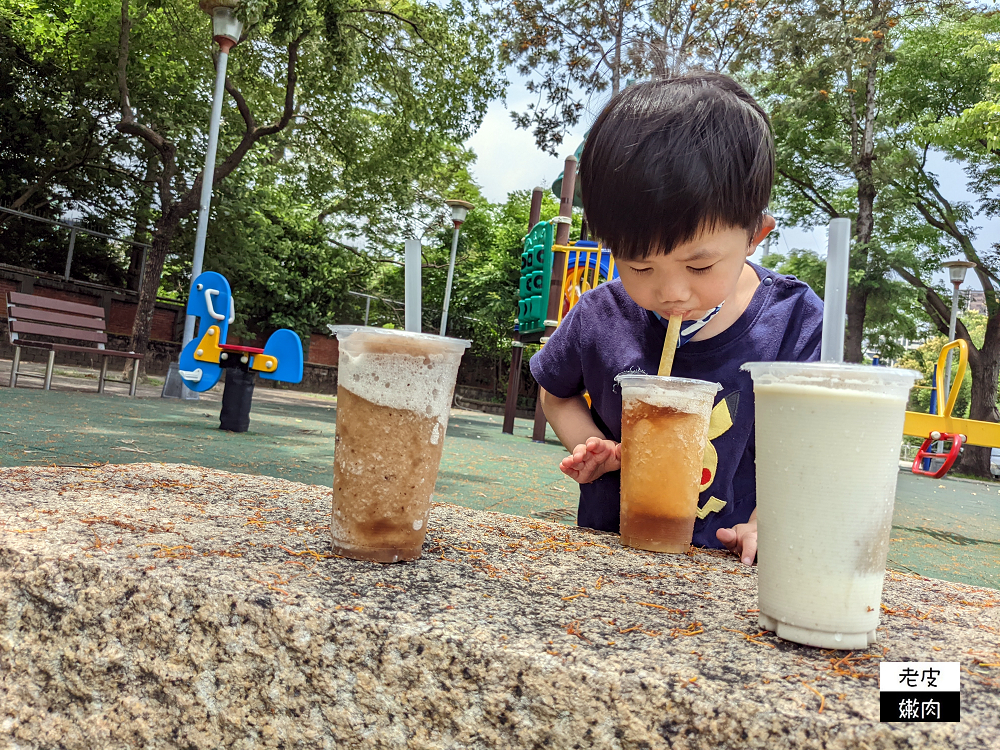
[625,384,713,413]
[338,349,456,444]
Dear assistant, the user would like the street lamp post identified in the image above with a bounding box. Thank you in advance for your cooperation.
[439,199,474,337]
[941,260,976,396]
[182,0,244,349]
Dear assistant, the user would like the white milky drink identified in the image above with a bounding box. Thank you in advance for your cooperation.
[744,363,920,649]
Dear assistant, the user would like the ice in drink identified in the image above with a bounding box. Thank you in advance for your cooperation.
[744,362,919,649]
[330,326,470,562]
[616,375,720,553]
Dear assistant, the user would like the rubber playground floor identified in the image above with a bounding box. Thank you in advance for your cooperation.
[1,361,997,591]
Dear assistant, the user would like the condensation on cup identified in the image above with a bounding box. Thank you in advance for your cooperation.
[616,374,721,553]
[743,362,920,649]
[329,326,470,563]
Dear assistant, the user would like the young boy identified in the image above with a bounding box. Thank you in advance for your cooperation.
[530,72,824,566]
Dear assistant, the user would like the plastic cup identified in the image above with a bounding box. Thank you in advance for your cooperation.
[743,362,920,649]
[329,326,470,563]
[616,374,721,553]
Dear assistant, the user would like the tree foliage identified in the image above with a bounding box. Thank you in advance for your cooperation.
[759,5,1000,475]
[879,10,1000,475]
[0,0,505,375]
[495,0,768,153]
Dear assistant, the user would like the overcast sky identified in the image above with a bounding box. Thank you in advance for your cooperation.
[466,75,998,292]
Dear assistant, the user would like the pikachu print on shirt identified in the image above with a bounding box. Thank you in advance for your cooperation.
[696,391,739,520]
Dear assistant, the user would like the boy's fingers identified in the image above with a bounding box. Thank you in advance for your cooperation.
[741,534,758,566]
[715,527,737,552]
[559,463,580,480]
[587,439,611,459]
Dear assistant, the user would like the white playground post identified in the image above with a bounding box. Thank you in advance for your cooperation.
[405,238,422,333]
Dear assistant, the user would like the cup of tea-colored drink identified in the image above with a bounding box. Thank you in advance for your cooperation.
[329,326,470,563]
[616,374,720,553]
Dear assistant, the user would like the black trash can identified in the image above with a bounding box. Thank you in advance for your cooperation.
[219,366,257,432]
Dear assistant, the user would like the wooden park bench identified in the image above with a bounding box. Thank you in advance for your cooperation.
[5,291,144,397]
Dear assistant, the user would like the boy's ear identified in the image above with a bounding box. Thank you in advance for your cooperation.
[749,214,776,254]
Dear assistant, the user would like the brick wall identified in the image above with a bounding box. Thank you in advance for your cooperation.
[307,332,339,366]
[109,301,179,342]
[2,269,185,374]
[31,287,101,308]
[252,361,338,395]
[108,300,135,335]
[151,308,178,342]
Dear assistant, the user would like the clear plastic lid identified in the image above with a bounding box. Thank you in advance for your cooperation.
[741,361,920,399]
[615,373,722,395]
[615,374,721,413]
[327,325,471,358]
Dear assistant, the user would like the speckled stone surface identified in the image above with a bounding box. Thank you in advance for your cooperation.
[1,463,997,749]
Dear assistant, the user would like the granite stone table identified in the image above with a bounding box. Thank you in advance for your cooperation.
[1,463,997,749]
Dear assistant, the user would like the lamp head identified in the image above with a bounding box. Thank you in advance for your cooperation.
[200,1,243,49]
[445,199,474,226]
[942,260,976,285]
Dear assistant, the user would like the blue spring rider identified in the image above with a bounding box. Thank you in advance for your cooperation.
[178,270,303,397]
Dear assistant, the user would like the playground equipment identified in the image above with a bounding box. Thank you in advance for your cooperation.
[178,272,303,431]
[903,338,1000,477]
[517,229,619,339]
[517,222,555,336]
[555,240,619,323]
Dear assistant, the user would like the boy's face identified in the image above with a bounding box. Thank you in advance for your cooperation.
[614,220,772,320]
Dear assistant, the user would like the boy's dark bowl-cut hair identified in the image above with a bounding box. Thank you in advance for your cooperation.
[580,72,774,261]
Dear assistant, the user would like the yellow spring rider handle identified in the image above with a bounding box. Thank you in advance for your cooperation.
[935,338,967,419]
[910,339,969,478]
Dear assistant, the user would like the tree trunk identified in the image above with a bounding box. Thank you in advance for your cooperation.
[125,243,147,293]
[844,14,883,364]
[612,29,622,96]
[954,326,1000,478]
[126,152,158,291]
[128,211,178,377]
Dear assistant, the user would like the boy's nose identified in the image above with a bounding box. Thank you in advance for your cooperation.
[657,281,691,306]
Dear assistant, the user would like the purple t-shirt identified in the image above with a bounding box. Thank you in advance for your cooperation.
[529,262,823,548]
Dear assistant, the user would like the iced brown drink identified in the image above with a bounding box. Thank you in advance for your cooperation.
[616,375,719,553]
[329,326,470,562]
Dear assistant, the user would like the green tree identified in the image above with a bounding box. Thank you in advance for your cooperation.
[3,0,503,374]
[0,6,149,284]
[755,0,926,363]
[762,245,924,360]
[369,187,577,362]
[496,0,769,153]
[878,11,1000,476]
[0,12,111,215]
[160,177,371,340]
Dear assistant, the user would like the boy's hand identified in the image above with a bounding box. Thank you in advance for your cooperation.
[559,437,621,484]
[716,516,757,565]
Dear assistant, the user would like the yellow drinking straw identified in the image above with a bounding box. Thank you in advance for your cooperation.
[657,315,683,376]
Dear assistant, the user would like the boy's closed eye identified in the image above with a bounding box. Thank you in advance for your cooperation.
[688,264,714,274]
